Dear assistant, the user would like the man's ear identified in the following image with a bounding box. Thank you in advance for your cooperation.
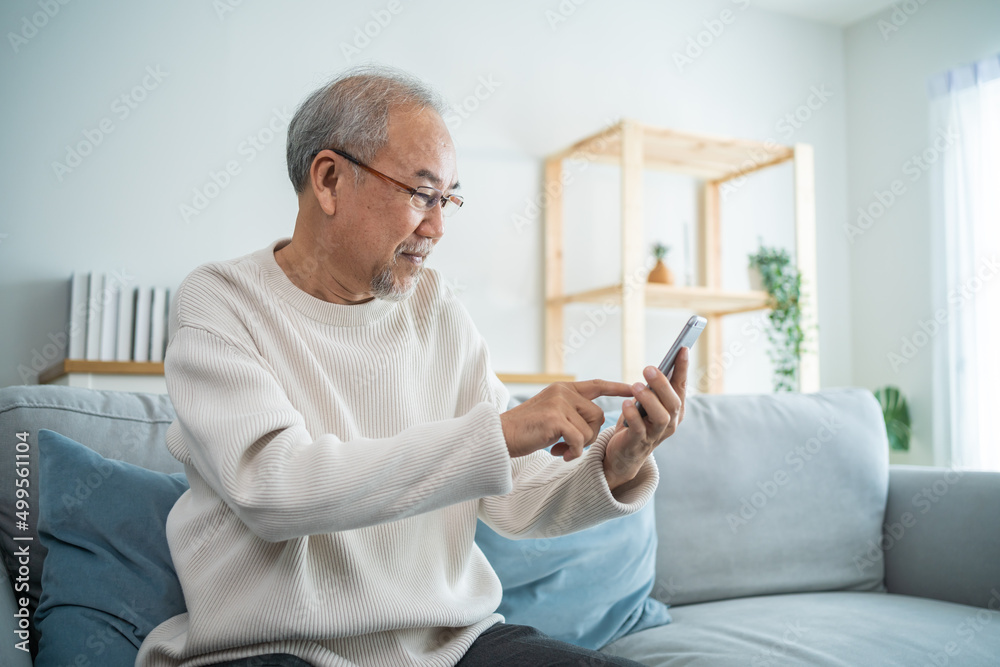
[310,150,340,216]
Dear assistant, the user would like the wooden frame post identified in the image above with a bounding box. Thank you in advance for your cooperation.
[794,144,819,392]
[544,157,565,375]
[621,120,645,382]
[702,180,724,394]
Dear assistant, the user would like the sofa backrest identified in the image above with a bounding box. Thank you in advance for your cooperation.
[0,383,180,655]
[1,383,892,647]
[649,387,889,607]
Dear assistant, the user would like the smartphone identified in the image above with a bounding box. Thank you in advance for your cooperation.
[625,315,707,426]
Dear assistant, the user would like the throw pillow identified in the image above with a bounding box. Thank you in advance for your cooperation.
[34,429,189,666]
[474,409,671,650]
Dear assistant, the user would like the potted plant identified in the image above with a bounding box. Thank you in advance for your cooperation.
[747,244,806,392]
[648,243,674,285]
[873,385,911,451]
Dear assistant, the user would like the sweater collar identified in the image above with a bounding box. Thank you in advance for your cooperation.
[252,237,397,326]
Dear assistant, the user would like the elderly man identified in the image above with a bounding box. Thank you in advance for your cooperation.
[138,66,688,667]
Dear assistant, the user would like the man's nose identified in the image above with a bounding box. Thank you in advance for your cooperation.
[416,202,445,240]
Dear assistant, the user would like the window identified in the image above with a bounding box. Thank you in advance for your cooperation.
[930,53,1000,471]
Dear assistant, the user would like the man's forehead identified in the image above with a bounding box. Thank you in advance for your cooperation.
[412,167,460,191]
[385,107,459,189]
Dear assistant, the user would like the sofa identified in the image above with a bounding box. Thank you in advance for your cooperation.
[2,382,999,666]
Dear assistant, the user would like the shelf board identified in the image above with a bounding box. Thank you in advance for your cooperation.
[495,373,575,384]
[550,119,795,181]
[39,360,571,389]
[39,359,165,384]
[549,284,771,316]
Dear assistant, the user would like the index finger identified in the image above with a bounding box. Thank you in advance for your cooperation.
[569,378,634,401]
[670,347,690,404]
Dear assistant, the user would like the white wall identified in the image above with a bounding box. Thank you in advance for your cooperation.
[844,0,1000,465]
[0,0,852,397]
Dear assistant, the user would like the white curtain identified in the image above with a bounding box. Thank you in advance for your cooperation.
[930,54,1000,471]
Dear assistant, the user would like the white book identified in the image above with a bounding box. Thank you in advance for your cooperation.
[116,286,136,361]
[166,284,178,344]
[85,272,105,361]
[100,282,119,361]
[68,271,89,360]
[133,286,152,362]
[149,286,167,362]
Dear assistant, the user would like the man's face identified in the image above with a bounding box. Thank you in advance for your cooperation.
[335,105,459,302]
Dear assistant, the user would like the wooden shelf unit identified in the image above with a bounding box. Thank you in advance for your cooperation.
[39,360,165,384]
[543,119,819,393]
[38,359,570,392]
[38,359,169,393]
[552,284,772,316]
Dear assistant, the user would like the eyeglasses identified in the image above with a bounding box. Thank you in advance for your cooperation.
[318,148,464,217]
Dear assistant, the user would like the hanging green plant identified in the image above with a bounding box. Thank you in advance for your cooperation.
[873,385,911,451]
[747,244,806,392]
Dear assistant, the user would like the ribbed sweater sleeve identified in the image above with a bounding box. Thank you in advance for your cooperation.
[474,353,659,540]
[165,324,513,542]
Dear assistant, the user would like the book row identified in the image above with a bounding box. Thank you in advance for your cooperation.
[67,271,174,363]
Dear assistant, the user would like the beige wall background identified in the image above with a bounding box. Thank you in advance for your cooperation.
[0,0,854,399]
[7,0,996,467]
[845,0,1000,465]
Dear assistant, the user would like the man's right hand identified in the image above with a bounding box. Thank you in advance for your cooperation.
[499,379,635,461]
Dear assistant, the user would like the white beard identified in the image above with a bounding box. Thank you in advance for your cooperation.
[370,257,422,302]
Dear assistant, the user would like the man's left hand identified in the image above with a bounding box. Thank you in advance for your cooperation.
[603,347,689,491]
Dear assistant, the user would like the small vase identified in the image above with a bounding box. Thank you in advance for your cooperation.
[748,266,765,291]
[648,260,674,285]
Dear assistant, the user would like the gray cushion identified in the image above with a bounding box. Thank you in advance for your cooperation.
[0,384,178,655]
[650,388,888,606]
[601,591,1000,666]
[884,466,1000,609]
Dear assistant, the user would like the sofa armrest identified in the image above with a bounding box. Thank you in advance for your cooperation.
[1,565,33,667]
[883,465,1000,610]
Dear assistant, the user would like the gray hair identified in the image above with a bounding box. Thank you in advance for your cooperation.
[285,64,448,194]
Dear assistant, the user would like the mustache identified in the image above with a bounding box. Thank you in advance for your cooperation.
[395,241,434,259]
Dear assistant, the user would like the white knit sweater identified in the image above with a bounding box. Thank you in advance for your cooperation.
[136,237,658,667]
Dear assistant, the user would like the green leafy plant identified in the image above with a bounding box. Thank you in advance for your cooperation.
[747,244,805,392]
[652,242,670,261]
[873,385,911,451]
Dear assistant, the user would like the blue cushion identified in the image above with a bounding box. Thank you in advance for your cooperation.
[474,411,671,650]
[34,429,188,666]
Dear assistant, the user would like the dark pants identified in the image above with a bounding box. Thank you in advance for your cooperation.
[204,622,644,666]
[457,622,645,666]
